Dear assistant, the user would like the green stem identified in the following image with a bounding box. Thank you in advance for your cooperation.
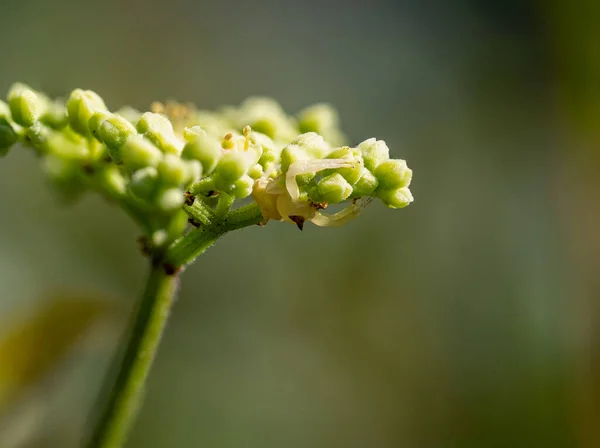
[86,205,263,448]
[87,261,179,448]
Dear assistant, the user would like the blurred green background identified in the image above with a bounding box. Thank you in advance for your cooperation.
[0,0,598,447]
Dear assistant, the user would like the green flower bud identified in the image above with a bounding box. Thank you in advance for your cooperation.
[378,187,414,209]
[325,146,363,185]
[115,106,142,125]
[181,133,222,174]
[182,159,202,186]
[66,89,107,135]
[357,138,389,171]
[315,173,353,203]
[183,125,205,142]
[8,83,45,127]
[374,159,412,190]
[158,154,187,186]
[96,165,127,197]
[0,100,10,117]
[41,101,68,129]
[351,168,378,197]
[234,97,298,141]
[151,229,168,247]
[156,187,184,212]
[0,117,18,157]
[22,122,50,150]
[214,151,255,189]
[90,113,137,160]
[297,104,345,146]
[247,163,264,180]
[122,135,163,171]
[290,132,330,159]
[280,144,309,173]
[137,112,183,154]
[129,166,159,200]
[46,131,89,160]
[231,174,254,198]
[298,103,339,133]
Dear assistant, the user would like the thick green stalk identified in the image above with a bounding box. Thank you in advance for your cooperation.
[86,207,262,448]
[87,261,179,448]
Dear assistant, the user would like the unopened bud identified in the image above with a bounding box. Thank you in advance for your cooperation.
[351,168,379,197]
[357,138,389,171]
[0,117,18,156]
[137,112,183,154]
[181,132,222,174]
[378,187,414,209]
[158,154,188,186]
[156,187,184,212]
[66,89,107,135]
[315,173,353,203]
[129,166,159,200]
[231,174,254,198]
[8,83,45,127]
[122,135,163,171]
[374,159,412,190]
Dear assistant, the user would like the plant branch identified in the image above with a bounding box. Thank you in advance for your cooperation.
[86,261,179,448]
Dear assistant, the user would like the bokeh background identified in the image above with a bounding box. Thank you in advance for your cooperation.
[0,0,598,447]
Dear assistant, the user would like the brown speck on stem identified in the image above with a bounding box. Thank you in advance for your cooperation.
[184,191,195,206]
[137,236,151,256]
[163,263,180,276]
[187,217,201,228]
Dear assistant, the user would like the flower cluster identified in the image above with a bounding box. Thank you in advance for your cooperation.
[0,83,413,239]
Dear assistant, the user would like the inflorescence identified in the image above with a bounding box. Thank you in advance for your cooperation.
[0,83,413,262]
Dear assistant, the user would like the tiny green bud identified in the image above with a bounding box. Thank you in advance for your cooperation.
[46,132,89,160]
[247,163,264,180]
[183,125,205,142]
[156,187,184,212]
[115,106,142,125]
[231,174,254,199]
[151,229,169,247]
[326,146,362,185]
[158,154,187,186]
[66,89,107,135]
[374,159,412,190]
[316,173,353,203]
[296,104,345,145]
[23,122,50,150]
[96,165,127,197]
[181,133,222,174]
[351,168,379,197]
[8,84,45,127]
[0,118,18,157]
[280,144,309,173]
[91,113,137,160]
[122,135,163,171]
[378,187,414,209]
[297,103,339,133]
[137,112,183,154]
[0,100,10,117]
[41,101,68,129]
[290,132,330,159]
[214,151,254,188]
[129,166,159,200]
[182,159,202,186]
[357,138,389,171]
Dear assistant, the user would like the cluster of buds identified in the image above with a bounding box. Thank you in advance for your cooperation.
[0,83,413,242]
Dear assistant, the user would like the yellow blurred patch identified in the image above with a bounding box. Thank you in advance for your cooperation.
[0,295,115,414]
